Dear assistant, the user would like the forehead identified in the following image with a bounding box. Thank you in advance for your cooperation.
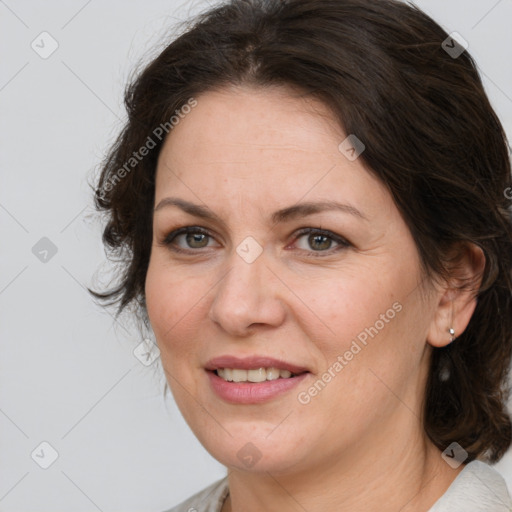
[157,86,339,169]
[154,85,389,218]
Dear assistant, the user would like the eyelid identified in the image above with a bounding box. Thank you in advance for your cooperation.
[160,225,351,255]
[160,226,220,250]
[289,227,351,254]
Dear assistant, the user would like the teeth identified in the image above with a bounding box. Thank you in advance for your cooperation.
[232,369,247,383]
[247,368,266,383]
[216,367,297,382]
[266,368,280,380]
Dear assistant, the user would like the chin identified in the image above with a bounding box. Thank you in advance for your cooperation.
[197,429,310,474]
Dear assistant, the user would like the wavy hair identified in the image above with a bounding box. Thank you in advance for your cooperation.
[89,0,512,462]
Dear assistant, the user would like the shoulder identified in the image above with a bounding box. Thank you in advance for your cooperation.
[429,460,512,511]
[160,477,229,512]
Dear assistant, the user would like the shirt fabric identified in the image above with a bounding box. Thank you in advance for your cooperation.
[163,460,512,512]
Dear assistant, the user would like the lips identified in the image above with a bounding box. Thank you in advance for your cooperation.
[204,355,310,375]
[204,355,311,404]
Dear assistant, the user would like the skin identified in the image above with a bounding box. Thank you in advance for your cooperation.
[145,85,485,511]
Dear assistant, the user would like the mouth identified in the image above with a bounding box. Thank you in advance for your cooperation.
[205,355,311,404]
[213,367,305,382]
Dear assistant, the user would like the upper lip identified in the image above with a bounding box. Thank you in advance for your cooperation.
[205,355,310,374]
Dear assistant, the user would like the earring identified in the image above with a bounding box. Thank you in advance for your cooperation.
[448,300,456,343]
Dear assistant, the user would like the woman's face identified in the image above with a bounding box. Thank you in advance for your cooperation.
[145,85,440,474]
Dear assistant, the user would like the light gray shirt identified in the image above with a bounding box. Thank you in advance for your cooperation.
[163,460,512,511]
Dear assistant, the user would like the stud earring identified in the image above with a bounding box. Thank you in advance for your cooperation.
[448,327,456,342]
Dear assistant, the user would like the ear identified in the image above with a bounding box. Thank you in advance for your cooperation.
[427,243,486,348]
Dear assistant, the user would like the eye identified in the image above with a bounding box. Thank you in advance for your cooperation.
[160,226,218,253]
[291,227,350,256]
[160,226,351,257]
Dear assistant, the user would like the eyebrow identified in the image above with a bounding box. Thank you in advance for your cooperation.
[154,197,368,224]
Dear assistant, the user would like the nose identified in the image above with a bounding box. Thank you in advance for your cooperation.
[208,246,286,336]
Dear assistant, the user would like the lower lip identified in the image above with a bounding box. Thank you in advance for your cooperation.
[207,370,309,404]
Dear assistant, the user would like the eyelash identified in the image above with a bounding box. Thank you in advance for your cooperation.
[159,226,351,258]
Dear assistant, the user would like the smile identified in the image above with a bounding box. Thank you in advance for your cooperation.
[215,367,298,382]
[205,355,311,403]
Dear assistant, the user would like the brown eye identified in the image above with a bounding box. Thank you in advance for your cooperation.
[292,228,350,256]
[162,227,217,252]
[307,233,333,251]
[185,232,209,248]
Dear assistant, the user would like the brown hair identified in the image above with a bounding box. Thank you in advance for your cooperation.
[89,0,512,463]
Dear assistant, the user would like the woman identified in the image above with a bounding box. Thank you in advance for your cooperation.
[89,0,512,510]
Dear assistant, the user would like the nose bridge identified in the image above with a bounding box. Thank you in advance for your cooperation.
[208,242,285,334]
[215,244,266,311]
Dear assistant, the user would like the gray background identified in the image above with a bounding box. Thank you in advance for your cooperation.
[1,0,511,510]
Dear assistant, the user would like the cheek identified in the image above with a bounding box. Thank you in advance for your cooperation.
[309,279,429,417]
[295,270,401,353]
[145,260,191,348]
[294,262,427,404]
[145,257,218,373]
